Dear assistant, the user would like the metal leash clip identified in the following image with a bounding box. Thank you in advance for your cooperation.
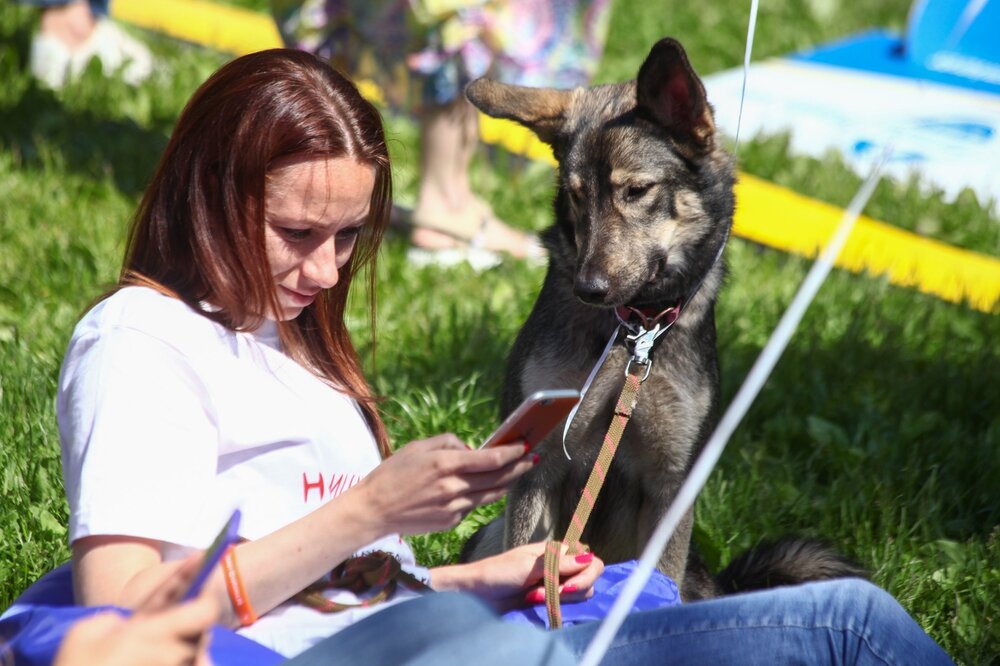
[616,304,681,382]
[623,323,667,381]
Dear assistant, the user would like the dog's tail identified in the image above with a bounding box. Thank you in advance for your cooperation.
[715,537,868,594]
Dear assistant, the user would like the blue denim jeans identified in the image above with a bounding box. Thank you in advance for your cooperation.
[288,578,953,665]
[288,591,574,666]
[15,1,109,17]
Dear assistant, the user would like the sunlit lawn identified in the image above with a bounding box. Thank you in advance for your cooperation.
[0,1,997,661]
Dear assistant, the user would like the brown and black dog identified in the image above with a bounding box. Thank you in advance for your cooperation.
[461,38,863,599]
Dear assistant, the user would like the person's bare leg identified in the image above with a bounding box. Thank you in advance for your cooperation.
[412,100,478,248]
[411,99,542,259]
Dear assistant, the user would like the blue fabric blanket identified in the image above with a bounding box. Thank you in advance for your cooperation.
[1,560,680,663]
[502,560,681,628]
[0,563,284,666]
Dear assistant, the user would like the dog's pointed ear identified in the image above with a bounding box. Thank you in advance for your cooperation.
[465,79,573,145]
[636,38,715,157]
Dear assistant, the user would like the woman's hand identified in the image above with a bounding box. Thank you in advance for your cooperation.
[352,434,537,537]
[55,551,219,666]
[431,542,605,612]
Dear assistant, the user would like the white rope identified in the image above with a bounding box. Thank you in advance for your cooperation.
[733,0,760,151]
[578,147,892,666]
[561,325,621,460]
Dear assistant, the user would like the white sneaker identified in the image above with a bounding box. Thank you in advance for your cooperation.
[30,19,153,88]
[406,246,504,272]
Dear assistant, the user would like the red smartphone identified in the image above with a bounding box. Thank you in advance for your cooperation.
[479,389,582,450]
[180,509,241,602]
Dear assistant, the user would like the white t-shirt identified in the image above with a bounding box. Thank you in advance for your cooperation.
[58,286,427,657]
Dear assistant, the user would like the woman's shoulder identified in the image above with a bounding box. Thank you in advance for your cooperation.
[72,286,227,352]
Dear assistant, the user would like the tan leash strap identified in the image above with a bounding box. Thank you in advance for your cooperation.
[544,371,643,628]
[542,541,564,628]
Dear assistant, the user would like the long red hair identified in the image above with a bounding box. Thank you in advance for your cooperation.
[117,49,391,456]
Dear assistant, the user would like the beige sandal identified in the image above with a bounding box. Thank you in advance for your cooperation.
[410,199,546,263]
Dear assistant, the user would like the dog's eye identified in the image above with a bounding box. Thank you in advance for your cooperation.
[625,183,653,201]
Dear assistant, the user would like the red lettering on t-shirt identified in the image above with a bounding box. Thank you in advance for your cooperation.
[328,473,361,498]
[302,471,362,503]
[302,472,325,502]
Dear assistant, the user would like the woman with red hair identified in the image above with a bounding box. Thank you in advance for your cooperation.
[57,47,596,661]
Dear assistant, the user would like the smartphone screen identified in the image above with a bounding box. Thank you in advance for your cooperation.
[180,509,241,602]
[479,389,582,450]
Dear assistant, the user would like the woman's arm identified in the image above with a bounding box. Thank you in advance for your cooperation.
[74,435,537,627]
[72,484,379,624]
[59,550,219,666]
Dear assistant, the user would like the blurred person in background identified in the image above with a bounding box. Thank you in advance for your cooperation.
[272,0,612,265]
[18,0,152,88]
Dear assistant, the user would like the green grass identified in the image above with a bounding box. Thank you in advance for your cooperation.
[1,1,998,663]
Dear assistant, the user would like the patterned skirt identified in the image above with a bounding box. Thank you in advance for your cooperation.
[272,0,611,110]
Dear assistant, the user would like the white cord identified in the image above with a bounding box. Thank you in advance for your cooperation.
[577,147,892,666]
[561,326,621,460]
[733,0,760,151]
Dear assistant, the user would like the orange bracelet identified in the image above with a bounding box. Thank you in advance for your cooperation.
[221,545,258,627]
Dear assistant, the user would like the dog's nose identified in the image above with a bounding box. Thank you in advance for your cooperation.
[574,273,611,304]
